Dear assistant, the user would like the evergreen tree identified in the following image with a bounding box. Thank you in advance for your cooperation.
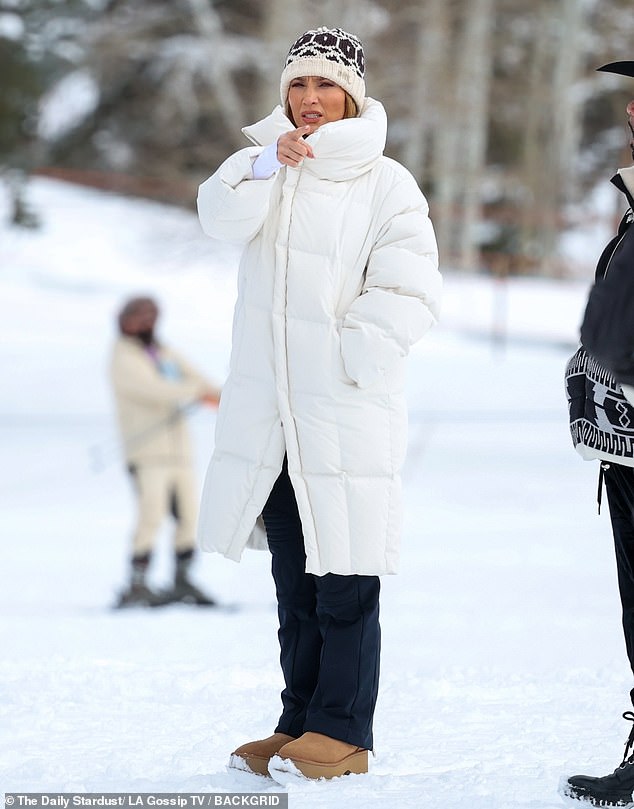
[0,0,98,225]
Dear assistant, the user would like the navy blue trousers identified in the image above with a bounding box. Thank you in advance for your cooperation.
[261,459,381,750]
[605,463,634,676]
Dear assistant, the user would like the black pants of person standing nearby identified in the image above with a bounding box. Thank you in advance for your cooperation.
[261,457,381,751]
[604,462,634,675]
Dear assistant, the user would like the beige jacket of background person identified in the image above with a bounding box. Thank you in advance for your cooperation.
[110,336,211,466]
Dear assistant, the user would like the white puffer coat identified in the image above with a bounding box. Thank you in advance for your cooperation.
[197,98,441,576]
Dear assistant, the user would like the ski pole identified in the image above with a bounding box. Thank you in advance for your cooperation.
[89,399,203,473]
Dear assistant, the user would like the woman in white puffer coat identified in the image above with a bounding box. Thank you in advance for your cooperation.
[197,27,441,781]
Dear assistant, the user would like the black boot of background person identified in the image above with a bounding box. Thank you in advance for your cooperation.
[168,549,217,606]
[114,553,170,608]
[562,690,634,807]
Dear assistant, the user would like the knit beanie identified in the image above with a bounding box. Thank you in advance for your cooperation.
[280,27,366,112]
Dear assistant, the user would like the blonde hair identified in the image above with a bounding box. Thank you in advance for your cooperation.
[284,91,359,127]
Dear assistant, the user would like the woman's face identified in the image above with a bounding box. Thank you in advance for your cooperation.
[288,76,347,131]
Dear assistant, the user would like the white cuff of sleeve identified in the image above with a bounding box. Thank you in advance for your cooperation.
[252,142,283,180]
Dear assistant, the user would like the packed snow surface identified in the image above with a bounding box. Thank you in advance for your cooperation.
[1,178,630,807]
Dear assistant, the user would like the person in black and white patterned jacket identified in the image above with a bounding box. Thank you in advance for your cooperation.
[563,61,634,808]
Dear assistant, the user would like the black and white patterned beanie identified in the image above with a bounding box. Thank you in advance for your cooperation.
[280,27,366,112]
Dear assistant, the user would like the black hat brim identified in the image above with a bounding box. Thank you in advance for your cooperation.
[597,61,634,77]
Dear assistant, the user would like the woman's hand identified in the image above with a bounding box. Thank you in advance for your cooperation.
[277,126,315,167]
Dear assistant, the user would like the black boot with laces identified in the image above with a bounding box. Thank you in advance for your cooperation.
[562,693,634,807]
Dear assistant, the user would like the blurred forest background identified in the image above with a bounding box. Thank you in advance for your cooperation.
[3,0,634,276]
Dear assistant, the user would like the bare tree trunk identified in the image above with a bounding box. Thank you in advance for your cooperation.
[318,0,366,36]
[545,0,587,274]
[518,1,550,271]
[520,0,588,275]
[429,5,459,268]
[430,0,494,271]
[553,0,586,193]
[401,0,449,182]
[260,0,311,116]
[186,0,246,147]
[454,0,495,270]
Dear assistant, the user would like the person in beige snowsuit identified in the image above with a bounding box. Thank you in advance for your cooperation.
[110,296,221,607]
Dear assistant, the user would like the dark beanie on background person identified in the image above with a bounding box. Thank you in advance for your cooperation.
[117,296,157,333]
[280,26,366,111]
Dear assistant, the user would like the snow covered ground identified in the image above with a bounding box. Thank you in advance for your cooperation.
[0,178,630,807]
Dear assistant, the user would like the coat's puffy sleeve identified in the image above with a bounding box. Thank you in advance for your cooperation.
[197,147,280,245]
[340,172,442,389]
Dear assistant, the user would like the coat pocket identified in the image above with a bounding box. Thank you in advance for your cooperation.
[340,322,405,390]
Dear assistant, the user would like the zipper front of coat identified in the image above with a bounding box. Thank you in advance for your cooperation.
[272,166,302,453]
[274,164,321,568]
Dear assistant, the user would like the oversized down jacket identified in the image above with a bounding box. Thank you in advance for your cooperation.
[196,98,441,576]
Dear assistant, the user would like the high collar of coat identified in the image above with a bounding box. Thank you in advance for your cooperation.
[242,97,387,181]
[614,166,634,208]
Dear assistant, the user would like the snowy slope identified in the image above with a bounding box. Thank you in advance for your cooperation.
[0,178,628,807]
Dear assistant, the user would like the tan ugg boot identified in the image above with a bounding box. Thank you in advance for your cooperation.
[269,731,368,780]
[229,733,296,777]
